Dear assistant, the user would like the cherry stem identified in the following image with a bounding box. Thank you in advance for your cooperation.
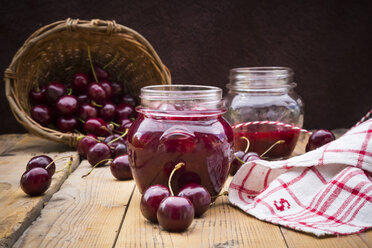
[46,156,73,170]
[103,53,119,69]
[211,190,228,199]
[260,140,285,158]
[82,158,113,178]
[91,101,103,108]
[168,162,185,196]
[234,154,246,165]
[110,121,120,128]
[87,46,99,83]
[78,118,86,124]
[67,88,72,95]
[56,157,73,175]
[107,129,129,145]
[240,137,250,153]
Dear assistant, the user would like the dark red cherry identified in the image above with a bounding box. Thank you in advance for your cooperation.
[84,118,110,136]
[115,103,135,120]
[113,143,127,157]
[46,82,66,103]
[77,94,89,104]
[87,143,112,167]
[110,155,132,180]
[242,152,261,162]
[117,118,133,133]
[20,167,52,196]
[31,105,52,126]
[99,102,116,121]
[29,85,47,104]
[230,150,246,176]
[72,72,89,93]
[92,65,109,81]
[78,103,98,121]
[104,134,125,147]
[111,81,123,99]
[140,185,170,223]
[178,183,211,217]
[87,83,107,104]
[26,155,55,176]
[121,94,136,106]
[56,95,78,115]
[157,196,194,232]
[100,80,113,99]
[57,116,78,132]
[77,134,99,158]
[306,129,335,152]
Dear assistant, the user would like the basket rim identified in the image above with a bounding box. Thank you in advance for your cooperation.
[3,18,171,147]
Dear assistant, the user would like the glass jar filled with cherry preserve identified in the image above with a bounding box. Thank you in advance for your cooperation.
[127,85,233,197]
[224,67,304,159]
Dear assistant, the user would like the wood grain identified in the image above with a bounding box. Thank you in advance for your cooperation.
[116,180,288,248]
[0,134,79,248]
[13,160,135,248]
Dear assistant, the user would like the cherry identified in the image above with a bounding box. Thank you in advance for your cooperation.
[77,134,99,158]
[77,94,89,104]
[117,118,133,133]
[57,117,78,132]
[121,94,136,106]
[26,155,55,176]
[157,196,194,232]
[104,134,125,148]
[72,72,89,93]
[111,81,123,99]
[56,95,78,115]
[20,167,52,196]
[78,103,98,121]
[87,142,112,167]
[29,85,47,104]
[243,152,261,162]
[113,143,127,157]
[110,155,132,180]
[31,105,52,126]
[84,118,110,136]
[46,82,66,103]
[92,65,109,81]
[99,102,116,121]
[100,80,113,99]
[230,150,246,176]
[306,129,335,152]
[178,183,211,217]
[115,103,135,120]
[87,83,107,104]
[140,184,170,223]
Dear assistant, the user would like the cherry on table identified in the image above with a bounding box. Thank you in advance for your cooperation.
[140,184,170,223]
[306,129,335,152]
[26,155,55,176]
[46,82,66,103]
[72,72,90,93]
[99,102,116,121]
[78,103,98,121]
[84,118,110,136]
[110,155,132,180]
[29,85,47,104]
[20,167,52,196]
[87,142,112,167]
[100,80,113,99]
[57,117,78,132]
[178,183,211,217]
[31,104,52,126]
[87,83,107,104]
[77,134,99,158]
[56,95,78,115]
[117,118,133,133]
[113,143,127,157]
[115,103,135,120]
[104,134,125,147]
[156,196,194,232]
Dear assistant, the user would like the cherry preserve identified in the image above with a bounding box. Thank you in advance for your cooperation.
[224,67,304,159]
[127,85,233,197]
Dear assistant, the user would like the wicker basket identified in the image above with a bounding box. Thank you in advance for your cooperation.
[4,18,171,147]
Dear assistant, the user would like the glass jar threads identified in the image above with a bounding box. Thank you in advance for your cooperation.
[224,67,304,159]
[127,85,233,197]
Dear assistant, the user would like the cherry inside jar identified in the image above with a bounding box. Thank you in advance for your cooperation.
[127,85,233,197]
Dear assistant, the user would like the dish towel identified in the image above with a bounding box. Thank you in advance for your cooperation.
[228,118,372,236]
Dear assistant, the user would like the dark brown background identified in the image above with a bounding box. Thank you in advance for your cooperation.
[1,0,371,134]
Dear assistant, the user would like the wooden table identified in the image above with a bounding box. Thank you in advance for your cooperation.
[0,133,370,248]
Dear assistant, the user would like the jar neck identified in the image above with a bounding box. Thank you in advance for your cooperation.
[138,85,225,117]
[227,67,296,93]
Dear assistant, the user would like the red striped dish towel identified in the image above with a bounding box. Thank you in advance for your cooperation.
[228,119,372,236]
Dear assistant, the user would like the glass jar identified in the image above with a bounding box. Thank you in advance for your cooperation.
[224,67,304,159]
[127,85,233,197]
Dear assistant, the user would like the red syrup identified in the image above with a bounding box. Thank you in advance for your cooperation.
[233,123,300,159]
[127,112,233,197]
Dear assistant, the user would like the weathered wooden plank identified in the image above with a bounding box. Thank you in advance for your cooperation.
[116,179,287,248]
[359,231,372,246]
[13,160,135,248]
[281,227,368,248]
[0,134,79,248]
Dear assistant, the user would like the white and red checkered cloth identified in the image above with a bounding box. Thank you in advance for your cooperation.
[228,118,372,236]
